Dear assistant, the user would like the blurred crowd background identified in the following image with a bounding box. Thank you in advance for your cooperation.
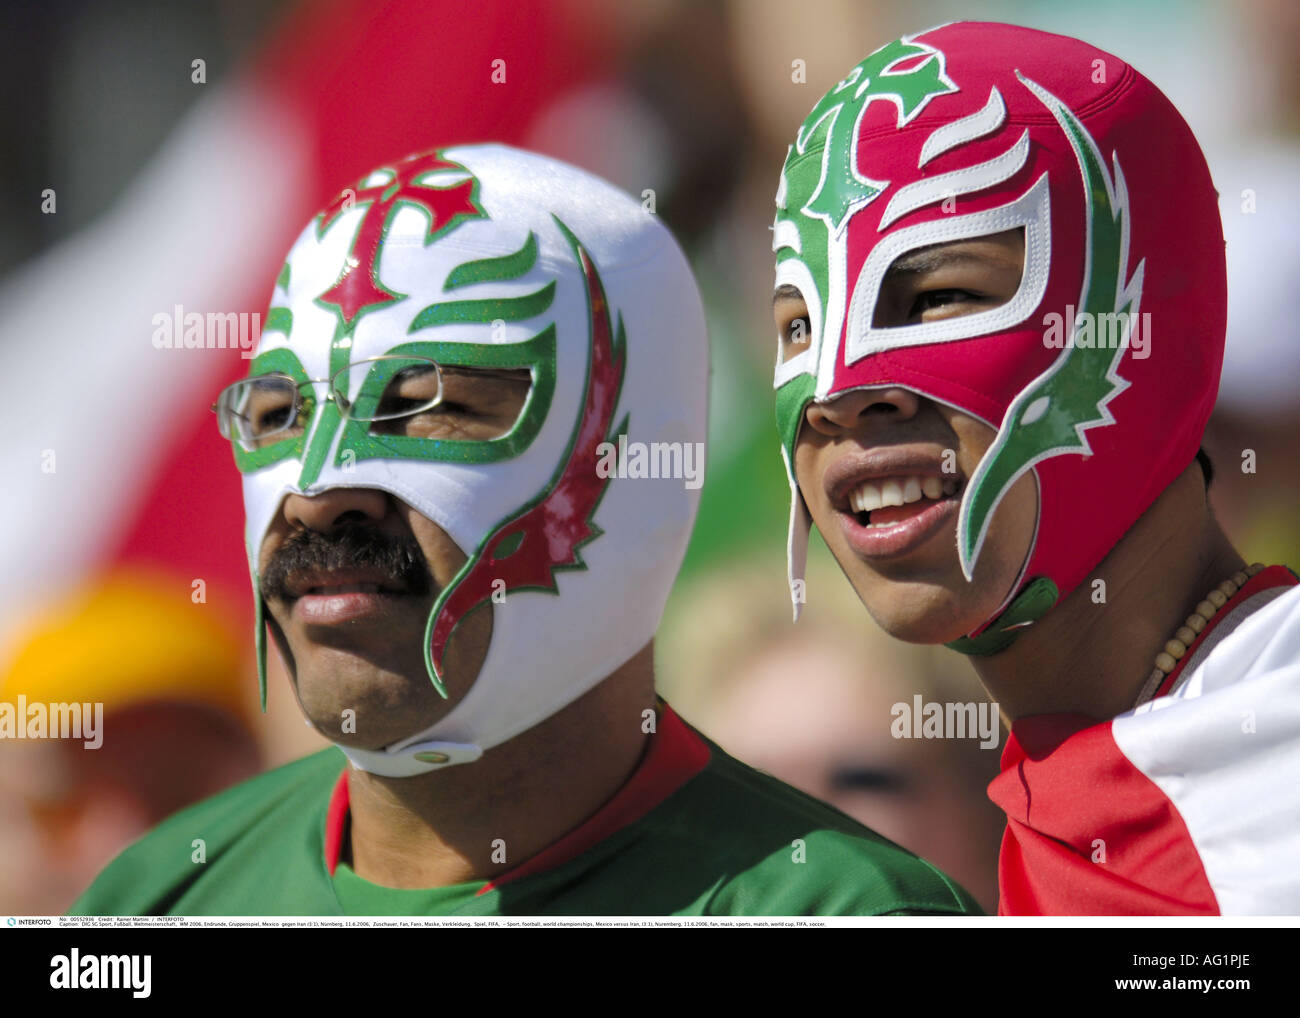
[1,0,1296,916]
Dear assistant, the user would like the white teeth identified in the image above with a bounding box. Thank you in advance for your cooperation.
[850,484,883,513]
[846,474,961,516]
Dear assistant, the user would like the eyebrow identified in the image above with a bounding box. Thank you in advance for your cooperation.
[439,367,531,382]
[883,240,1024,280]
[884,248,1009,277]
[772,242,1021,305]
[772,283,804,307]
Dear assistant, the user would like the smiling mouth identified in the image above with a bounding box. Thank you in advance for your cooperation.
[838,473,963,529]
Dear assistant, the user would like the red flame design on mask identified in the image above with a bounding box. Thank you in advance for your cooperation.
[427,236,625,688]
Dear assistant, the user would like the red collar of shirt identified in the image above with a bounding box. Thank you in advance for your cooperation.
[323,700,711,890]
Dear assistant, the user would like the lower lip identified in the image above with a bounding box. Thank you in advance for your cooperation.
[293,591,403,624]
[836,497,959,560]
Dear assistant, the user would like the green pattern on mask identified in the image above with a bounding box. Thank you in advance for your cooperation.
[796,38,956,235]
[253,588,267,711]
[230,347,315,474]
[419,214,631,696]
[264,307,292,338]
[772,146,827,482]
[445,232,538,290]
[958,75,1140,578]
[295,324,355,488]
[944,576,1059,656]
[310,153,486,338]
[773,143,832,412]
[335,326,557,466]
[772,36,955,480]
[276,262,290,293]
[775,372,817,469]
[409,281,556,330]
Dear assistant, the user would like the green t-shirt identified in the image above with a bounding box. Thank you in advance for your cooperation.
[71,709,981,917]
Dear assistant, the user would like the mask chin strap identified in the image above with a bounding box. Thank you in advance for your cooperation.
[255,596,268,712]
[783,446,812,623]
[339,738,483,777]
[944,576,1058,656]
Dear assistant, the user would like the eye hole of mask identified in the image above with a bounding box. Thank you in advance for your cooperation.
[365,365,533,441]
[774,283,812,365]
[871,227,1025,329]
[217,374,315,450]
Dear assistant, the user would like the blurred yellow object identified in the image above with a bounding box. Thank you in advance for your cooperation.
[0,571,250,724]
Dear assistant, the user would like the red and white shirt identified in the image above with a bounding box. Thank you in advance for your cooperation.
[990,565,1300,915]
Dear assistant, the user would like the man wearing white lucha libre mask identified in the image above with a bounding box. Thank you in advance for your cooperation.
[74,144,980,917]
[773,23,1300,915]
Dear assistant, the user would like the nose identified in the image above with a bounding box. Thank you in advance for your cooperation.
[282,488,390,533]
[803,386,921,436]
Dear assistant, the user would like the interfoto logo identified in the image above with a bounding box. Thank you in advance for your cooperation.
[50,950,151,998]
[890,695,1000,749]
[0,697,102,749]
[151,304,262,359]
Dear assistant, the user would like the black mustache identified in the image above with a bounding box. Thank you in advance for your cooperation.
[260,523,432,601]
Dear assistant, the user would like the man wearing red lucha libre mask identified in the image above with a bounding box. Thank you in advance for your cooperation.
[771,21,1299,915]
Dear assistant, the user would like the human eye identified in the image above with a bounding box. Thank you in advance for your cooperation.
[782,313,811,345]
[874,229,1025,329]
[240,378,308,446]
[252,401,293,432]
[774,289,812,361]
[367,367,528,440]
[374,393,444,418]
[908,288,985,322]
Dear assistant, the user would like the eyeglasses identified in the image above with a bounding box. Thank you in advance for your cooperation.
[212,355,443,447]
